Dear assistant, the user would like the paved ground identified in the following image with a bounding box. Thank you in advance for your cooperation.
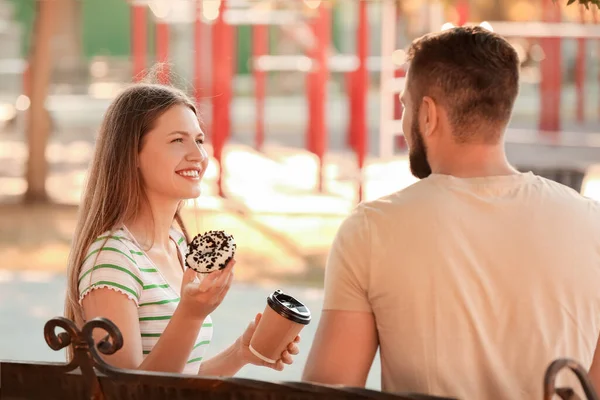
[0,270,382,389]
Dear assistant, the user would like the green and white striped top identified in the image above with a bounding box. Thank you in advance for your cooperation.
[77,226,212,374]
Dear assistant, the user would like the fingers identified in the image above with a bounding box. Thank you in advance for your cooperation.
[293,335,301,344]
[197,271,220,292]
[223,258,236,271]
[218,260,236,284]
[212,259,236,290]
[287,342,299,355]
[280,350,293,365]
[197,259,236,293]
[265,359,284,371]
[182,267,198,286]
[217,269,234,300]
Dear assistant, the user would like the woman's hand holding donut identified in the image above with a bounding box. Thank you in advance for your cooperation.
[178,259,235,321]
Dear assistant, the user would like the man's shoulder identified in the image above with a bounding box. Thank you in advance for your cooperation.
[340,179,439,234]
[358,178,439,213]
[534,174,600,210]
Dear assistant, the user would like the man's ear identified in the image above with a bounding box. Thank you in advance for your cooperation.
[419,96,438,138]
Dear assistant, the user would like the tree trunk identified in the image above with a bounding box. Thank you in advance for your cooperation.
[24,0,60,203]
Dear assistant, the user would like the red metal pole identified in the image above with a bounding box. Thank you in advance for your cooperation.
[212,0,226,197]
[392,5,406,152]
[306,14,318,156]
[456,0,469,26]
[393,67,407,151]
[306,72,314,152]
[194,0,203,105]
[355,0,368,203]
[539,0,561,133]
[225,16,235,144]
[594,8,600,120]
[313,4,330,193]
[393,69,403,121]
[575,5,586,123]
[156,19,170,84]
[131,3,147,81]
[253,24,268,151]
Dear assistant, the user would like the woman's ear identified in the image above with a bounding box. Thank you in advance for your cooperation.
[420,96,438,138]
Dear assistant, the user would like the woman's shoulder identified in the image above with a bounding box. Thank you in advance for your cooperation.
[82,228,141,270]
[92,228,136,247]
[169,227,188,250]
[78,228,145,305]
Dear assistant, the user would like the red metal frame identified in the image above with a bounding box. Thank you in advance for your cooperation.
[212,0,235,197]
[306,13,319,157]
[131,3,147,81]
[355,0,369,202]
[309,4,330,193]
[194,0,203,105]
[539,0,562,133]
[253,24,268,151]
[456,0,470,26]
[594,8,600,120]
[393,67,407,151]
[576,5,586,123]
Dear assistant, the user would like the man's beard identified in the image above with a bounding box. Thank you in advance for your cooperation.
[408,114,432,179]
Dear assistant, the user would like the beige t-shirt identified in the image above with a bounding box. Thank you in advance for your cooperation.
[323,172,600,400]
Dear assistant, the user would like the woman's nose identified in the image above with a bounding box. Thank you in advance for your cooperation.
[187,142,207,163]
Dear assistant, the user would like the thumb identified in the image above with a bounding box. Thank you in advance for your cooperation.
[243,313,261,342]
[248,313,261,335]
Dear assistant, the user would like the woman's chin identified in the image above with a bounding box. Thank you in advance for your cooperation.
[182,190,201,200]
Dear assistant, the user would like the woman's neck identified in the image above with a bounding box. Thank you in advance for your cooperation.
[125,196,180,251]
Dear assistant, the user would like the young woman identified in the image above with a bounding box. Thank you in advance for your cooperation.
[64,82,299,375]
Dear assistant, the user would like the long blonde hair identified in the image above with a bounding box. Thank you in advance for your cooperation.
[65,83,196,345]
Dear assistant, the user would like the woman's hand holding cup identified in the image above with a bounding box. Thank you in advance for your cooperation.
[238,313,301,371]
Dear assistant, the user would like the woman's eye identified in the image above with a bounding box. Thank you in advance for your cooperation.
[196,139,204,145]
[171,138,184,143]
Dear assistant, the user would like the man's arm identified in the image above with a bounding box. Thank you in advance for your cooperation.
[302,309,378,387]
[302,205,377,387]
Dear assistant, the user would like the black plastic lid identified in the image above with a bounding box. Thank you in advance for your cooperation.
[267,289,311,325]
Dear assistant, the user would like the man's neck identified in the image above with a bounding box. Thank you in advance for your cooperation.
[431,144,518,178]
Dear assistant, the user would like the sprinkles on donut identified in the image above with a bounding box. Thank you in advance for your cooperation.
[185,230,236,274]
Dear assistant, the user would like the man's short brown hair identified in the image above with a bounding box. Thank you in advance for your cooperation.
[406,26,519,143]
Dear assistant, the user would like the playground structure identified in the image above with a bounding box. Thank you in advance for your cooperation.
[113,0,600,202]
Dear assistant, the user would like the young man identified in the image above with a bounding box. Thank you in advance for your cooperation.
[302,26,600,399]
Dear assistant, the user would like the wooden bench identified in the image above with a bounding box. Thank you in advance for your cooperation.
[0,316,597,399]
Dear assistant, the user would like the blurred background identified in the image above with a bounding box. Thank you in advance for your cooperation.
[1,0,600,390]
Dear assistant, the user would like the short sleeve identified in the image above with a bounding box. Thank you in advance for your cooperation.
[78,235,144,306]
[322,205,372,312]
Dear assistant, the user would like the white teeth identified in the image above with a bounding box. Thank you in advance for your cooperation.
[178,170,199,177]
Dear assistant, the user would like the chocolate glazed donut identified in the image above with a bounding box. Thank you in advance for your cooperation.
[185,230,236,274]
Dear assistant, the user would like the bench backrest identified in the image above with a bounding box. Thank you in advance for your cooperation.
[1,317,598,400]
